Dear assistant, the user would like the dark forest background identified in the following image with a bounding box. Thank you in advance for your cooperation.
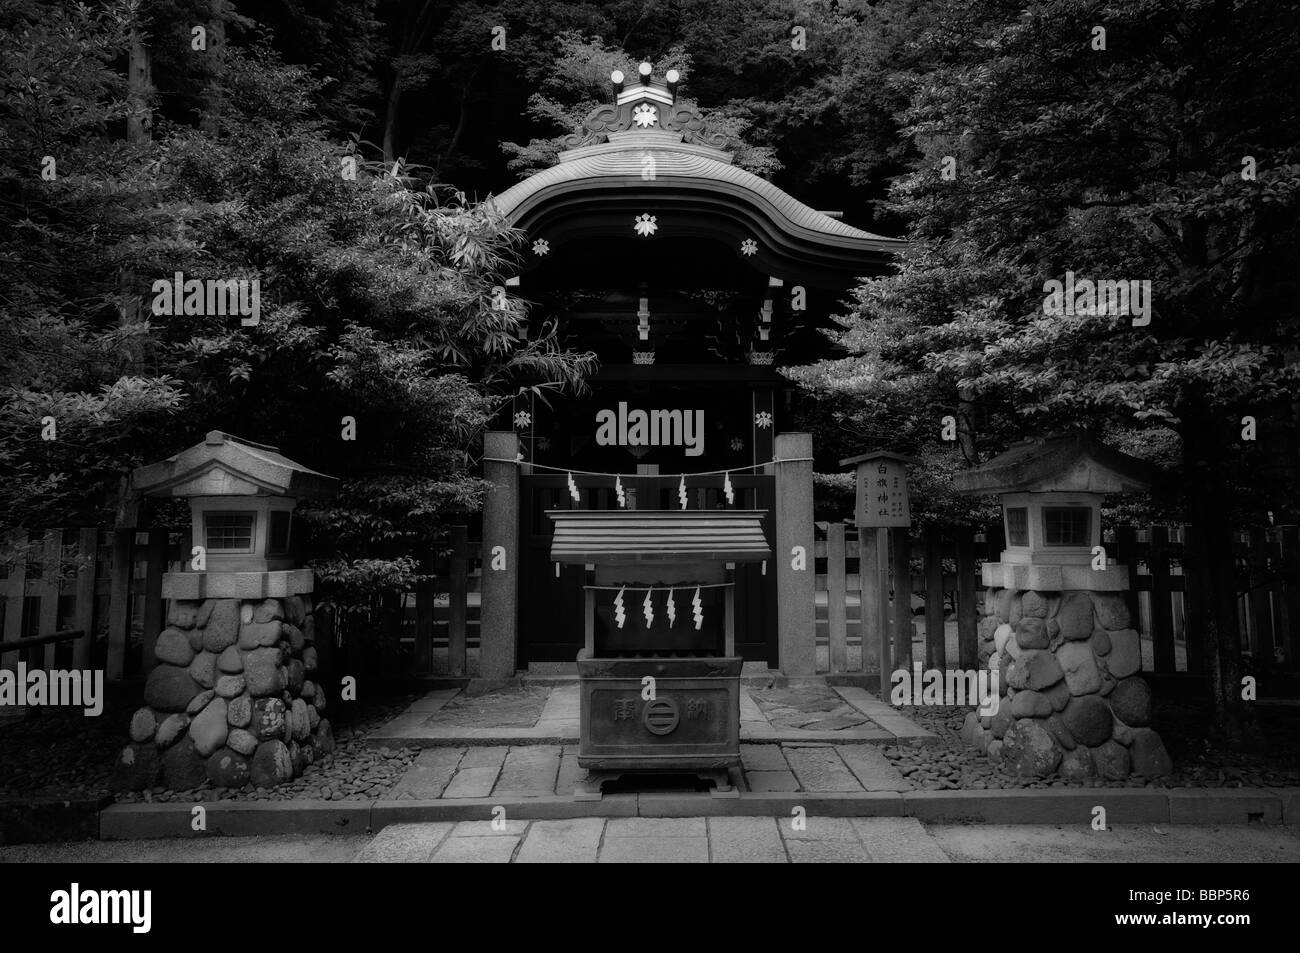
[3,0,1299,742]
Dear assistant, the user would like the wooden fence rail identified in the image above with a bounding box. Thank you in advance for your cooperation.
[6,519,1295,683]
[814,521,1300,679]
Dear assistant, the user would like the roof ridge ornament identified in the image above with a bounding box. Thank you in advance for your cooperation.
[561,64,733,152]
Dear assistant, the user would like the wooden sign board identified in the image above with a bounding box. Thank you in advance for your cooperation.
[841,451,918,529]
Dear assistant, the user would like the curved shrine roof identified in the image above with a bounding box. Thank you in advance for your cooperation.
[487,70,903,273]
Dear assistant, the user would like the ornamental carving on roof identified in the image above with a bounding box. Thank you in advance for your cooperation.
[561,69,734,152]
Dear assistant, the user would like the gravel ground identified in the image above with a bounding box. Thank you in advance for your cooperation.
[884,701,1300,790]
[0,691,425,805]
[0,706,120,799]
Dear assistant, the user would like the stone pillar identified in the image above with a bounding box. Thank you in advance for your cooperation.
[774,433,816,677]
[962,584,1172,780]
[113,586,334,792]
[479,431,520,682]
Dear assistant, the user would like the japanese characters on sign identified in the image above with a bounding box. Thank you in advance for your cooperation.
[855,458,911,528]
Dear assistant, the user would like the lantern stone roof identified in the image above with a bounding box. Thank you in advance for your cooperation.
[487,66,904,282]
[131,431,338,499]
[547,510,771,564]
[952,434,1155,496]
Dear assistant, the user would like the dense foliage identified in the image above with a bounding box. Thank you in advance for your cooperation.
[789,0,1300,744]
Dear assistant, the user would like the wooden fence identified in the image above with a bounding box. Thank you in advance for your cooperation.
[6,520,1296,683]
[814,521,1300,678]
[0,528,175,680]
[0,527,484,683]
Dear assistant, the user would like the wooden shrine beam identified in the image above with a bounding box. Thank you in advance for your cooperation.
[593,364,783,382]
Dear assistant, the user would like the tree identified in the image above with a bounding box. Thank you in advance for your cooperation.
[0,4,596,624]
[790,0,1300,746]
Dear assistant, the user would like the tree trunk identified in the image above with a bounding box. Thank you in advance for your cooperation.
[199,17,226,134]
[956,383,980,465]
[1181,408,1264,750]
[127,21,153,143]
[382,74,402,165]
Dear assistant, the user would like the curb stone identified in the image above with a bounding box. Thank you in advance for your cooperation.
[16,786,1299,842]
[1167,788,1283,825]
[99,800,371,839]
[901,789,1170,824]
[0,795,111,845]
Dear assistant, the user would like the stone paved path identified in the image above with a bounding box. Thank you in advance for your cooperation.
[7,820,1299,864]
[383,740,911,798]
[366,682,935,746]
[350,816,952,863]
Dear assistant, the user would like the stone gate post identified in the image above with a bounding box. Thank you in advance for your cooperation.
[479,431,520,682]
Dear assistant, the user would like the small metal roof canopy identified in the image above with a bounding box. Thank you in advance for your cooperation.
[547,510,771,565]
[131,431,338,500]
[952,434,1155,496]
[488,65,904,285]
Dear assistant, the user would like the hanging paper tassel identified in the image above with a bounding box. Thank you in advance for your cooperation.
[678,474,688,509]
[567,471,580,503]
[643,588,654,628]
[615,475,626,508]
[723,471,734,505]
[692,586,703,630]
[613,586,626,629]
[666,588,676,627]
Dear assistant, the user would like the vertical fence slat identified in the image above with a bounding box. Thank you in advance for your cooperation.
[1282,526,1300,672]
[925,527,945,670]
[414,562,434,676]
[1149,525,1176,673]
[956,529,978,671]
[38,530,61,669]
[860,526,889,691]
[891,526,912,672]
[73,528,97,669]
[140,529,167,674]
[1,531,26,671]
[106,529,132,680]
[1248,527,1271,659]
[1115,525,1141,648]
[448,525,468,677]
[827,522,847,673]
[1182,522,1205,676]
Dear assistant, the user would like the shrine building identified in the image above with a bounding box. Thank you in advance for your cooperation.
[476,64,903,679]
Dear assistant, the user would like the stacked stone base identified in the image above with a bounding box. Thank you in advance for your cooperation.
[113,594,333,791]
[961,587,1172,780]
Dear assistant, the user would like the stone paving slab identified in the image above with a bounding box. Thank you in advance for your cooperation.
[853,817,951,862]
[598,836,709,863]
[836,745,911,793]
[493,745,562,798]
[707,816,788,863]
[351,822,453,862]
[431,835,520,862]
[784,815,860,842]
[785,839,873,863]
[366,682,930,746]
[386,738,909,800]
[515,818,604,863]
[745,770,800,792]
[783,746,864,792]
[740,743,789,771]
[459,745,511,769]
[387,748,465,799]
[441,766,500,799]
[555,746,587,795]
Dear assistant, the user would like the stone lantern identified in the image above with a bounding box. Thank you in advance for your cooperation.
[113,432,339,793]
[953,434,1172,780]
